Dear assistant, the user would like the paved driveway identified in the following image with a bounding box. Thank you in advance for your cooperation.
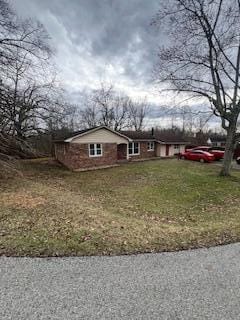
[212,160,240,170]
[1,243,240,320]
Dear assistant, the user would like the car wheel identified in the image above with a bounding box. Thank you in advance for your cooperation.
[180,155,185,160]
[236,159,240,165]
[199,158,205,163]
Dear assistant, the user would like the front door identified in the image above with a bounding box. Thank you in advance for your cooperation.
[166,144,170,156]
[117,143,127,160]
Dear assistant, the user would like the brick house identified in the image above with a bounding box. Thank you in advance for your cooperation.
[121,130,188,160]
[54,126,188,170]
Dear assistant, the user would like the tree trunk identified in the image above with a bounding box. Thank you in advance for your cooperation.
[220,122,236,176]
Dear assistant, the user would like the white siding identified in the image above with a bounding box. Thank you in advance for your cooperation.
[168,145,174,156]
[156,144,167,157]
[156,143,160,156]
[156,143,186,157]
[71,128,128,144]
[168,144,186,156]
[160,145,166,157]
[171,144,185,155]
[179,145,185,153]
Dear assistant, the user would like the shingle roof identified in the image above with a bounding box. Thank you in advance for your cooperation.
[54,126,189,144]
[119,131,154,140]
[120,130,188,143]
[154,131,188,143]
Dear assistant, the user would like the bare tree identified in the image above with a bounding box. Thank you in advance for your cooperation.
[93,83,114,128]
[0,0,53,160]
[80,100,99,128]
[0,0,51,72]
[81,83,131,130]
[128,98,149,131]
[154,0,240,176]
[171,106,213,133]
[1,80,63,136]
[196,112,213,133]
[111,94,131,130]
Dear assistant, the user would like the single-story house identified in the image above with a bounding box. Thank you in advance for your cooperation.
[54,126,188,170]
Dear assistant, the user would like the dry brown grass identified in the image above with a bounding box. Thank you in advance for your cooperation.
[1,159,240,256]
[1,192,46,209]
[0,157,22,179]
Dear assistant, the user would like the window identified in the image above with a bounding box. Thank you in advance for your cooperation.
[147,141,155,151]
[173,144,180,155]
[89,143,102,157]
[129,142,140,155]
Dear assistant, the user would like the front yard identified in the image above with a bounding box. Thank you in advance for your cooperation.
[1,159,240,256]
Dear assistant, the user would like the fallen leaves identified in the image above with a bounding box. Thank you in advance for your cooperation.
[1,191,45,209]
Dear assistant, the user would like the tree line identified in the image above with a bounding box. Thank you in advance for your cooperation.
[80,83,149,131]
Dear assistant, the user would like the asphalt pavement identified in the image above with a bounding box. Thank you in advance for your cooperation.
[212,159,240,170]
[1,243,240,320]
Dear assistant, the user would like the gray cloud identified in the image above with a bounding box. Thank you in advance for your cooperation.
[11,0,161,91]
[10,0,220,129]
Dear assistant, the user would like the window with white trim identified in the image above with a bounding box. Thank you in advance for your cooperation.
[129,142,140,155]
[147,141,155,151]
[174,144,179,150]
[89,143,102,157]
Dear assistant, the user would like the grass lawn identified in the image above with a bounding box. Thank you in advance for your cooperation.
[1,158,240,257]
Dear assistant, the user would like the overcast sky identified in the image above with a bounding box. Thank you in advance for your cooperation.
[10,0,220,129]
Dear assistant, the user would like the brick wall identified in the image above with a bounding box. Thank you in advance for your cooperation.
[129,141,157,160]
[55,142,118,170]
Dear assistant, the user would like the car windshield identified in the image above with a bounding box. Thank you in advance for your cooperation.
[209,148,224,152]
[194,146,209,150]
[192,150,212,156]
[210,147,225,151]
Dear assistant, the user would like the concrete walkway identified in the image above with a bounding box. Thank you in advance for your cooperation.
[1,243,240,320]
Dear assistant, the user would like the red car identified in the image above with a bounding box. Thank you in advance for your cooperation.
[180,150,215,163]
[187,146,225,161]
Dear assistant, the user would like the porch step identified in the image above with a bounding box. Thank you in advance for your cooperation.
[117,159,129,163]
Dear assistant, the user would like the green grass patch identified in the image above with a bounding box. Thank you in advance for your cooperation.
[1,159,240,256]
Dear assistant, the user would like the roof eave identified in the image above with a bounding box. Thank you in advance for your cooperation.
[65,125,132,142]
[156,140,189,145]
[54,140,69,144]
[131,138,156,141]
